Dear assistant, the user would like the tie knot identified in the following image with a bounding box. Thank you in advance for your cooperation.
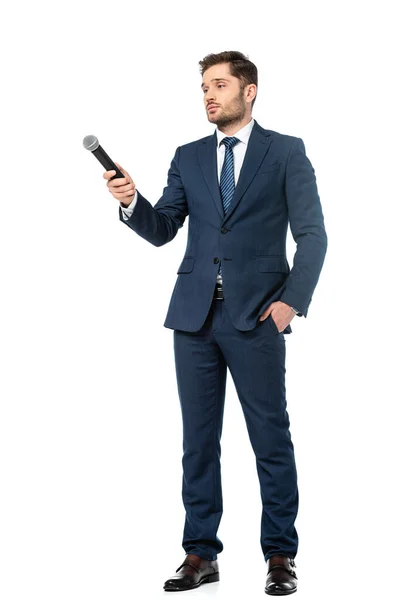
[220,136,240,150]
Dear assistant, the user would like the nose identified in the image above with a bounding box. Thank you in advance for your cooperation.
[205,93,216,104]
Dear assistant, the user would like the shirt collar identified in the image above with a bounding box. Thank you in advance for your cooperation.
[216,117,255,147]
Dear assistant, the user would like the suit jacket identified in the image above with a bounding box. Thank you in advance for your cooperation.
[119,119,328,333]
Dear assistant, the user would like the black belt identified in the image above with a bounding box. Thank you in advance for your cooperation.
[213,283,224,300]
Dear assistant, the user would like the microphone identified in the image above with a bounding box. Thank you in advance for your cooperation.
[82,135,124,181]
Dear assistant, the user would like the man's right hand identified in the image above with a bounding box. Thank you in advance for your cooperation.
[103,161,136,207]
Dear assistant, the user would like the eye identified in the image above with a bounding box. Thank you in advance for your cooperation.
[203,84,225,93]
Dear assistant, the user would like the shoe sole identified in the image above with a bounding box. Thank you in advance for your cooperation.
[164,571,220,591]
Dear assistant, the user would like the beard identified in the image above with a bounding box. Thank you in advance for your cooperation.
[209,93,247,128]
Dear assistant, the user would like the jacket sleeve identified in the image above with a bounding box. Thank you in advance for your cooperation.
[118,146,188,246]
[279,137,328,317]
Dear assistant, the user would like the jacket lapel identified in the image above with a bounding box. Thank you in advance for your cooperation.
[197,119,274,223]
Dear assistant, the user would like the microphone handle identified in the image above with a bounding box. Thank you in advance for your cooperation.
[92,145,125,181]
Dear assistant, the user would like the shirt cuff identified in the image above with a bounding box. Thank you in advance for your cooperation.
[120,189,138,219]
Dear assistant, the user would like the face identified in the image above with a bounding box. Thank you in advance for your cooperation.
[201,63,255,128]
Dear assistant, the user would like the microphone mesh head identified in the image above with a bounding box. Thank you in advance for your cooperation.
[83,135,99,151]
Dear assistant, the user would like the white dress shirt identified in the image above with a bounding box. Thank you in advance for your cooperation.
[120,118,256,286]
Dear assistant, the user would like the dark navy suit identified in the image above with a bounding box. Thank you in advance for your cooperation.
[119,119,327,562]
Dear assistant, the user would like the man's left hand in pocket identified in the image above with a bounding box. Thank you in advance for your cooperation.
[259,301,296,333]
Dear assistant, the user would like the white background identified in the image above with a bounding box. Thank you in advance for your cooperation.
[1,1,399,598]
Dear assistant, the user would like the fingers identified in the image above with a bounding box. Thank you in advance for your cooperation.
[109,181,134,193]
[108,178,136,196]
[110,186,136,200]
[103,168,121,181]
[103,162,127,180]
[103,162,136,202]
[107,176,131,189]
[114,161,129,178]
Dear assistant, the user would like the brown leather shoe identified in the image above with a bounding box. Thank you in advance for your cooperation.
[163,553,219,591]
[265,554,297,595]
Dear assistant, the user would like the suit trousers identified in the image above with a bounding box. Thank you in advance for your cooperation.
[173,296,299,563]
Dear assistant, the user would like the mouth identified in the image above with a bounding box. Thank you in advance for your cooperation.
[207,105,219,111]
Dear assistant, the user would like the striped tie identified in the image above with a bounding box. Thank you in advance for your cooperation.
[218,136,240,277]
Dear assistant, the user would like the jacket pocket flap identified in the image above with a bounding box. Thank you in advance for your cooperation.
[177,257,195,273]
[256,256,289,273]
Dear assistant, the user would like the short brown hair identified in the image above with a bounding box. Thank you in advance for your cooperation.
[199,50,258,109]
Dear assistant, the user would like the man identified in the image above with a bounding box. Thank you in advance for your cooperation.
[104,50,327,595]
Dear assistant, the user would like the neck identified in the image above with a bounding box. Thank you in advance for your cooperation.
[219,115,252,137]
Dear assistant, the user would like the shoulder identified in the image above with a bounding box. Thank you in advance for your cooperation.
[179,133,213,151]
[255,123,304,162]
[260,126,302,149]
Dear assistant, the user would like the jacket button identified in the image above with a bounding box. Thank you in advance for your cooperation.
[221,227,228,233]
[213,257,219,264]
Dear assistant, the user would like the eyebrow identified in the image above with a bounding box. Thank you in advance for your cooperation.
[201,78,229,89]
